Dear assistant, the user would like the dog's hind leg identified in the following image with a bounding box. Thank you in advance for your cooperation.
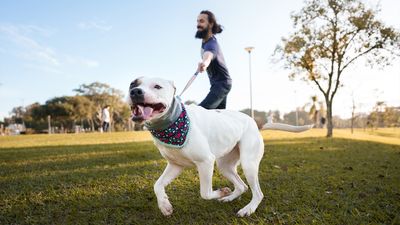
[237,129,265,217]
[154,163,183,216]
[217,144,248,202]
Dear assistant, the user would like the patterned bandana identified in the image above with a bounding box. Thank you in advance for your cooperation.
[148,104,190,148]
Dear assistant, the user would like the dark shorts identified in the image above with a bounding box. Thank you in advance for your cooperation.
[199,81,232,109]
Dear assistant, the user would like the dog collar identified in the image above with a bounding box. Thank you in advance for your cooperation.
[148,103,190,148]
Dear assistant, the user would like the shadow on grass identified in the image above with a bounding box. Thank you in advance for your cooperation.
[0,142,161,171]
[0,141,163,190]
[0,141,156,159]
[0,137,399,224]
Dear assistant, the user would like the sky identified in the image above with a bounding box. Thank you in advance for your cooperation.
[0,0,399,121]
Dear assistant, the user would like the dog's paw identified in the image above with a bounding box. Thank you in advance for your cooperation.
[218,187,232,198]
[218,195,234,202]
[236,203,257,217]
[219,193,238,202]
[219,185,248,202]
[158,199,173,216]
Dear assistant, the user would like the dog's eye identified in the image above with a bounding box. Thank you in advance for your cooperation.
[154,85,162,90]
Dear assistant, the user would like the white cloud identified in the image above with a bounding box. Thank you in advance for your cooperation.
[65,56,99,68]
[0,23,100,73]
[81,59,99,68]
[23,63,64,74]
[0,24,60,66]
[19,25,55,37]
[78,21,112,32]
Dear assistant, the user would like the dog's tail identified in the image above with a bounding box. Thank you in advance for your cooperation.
[261,123,314,133]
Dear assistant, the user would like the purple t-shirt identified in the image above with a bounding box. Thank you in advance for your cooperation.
[201,36,231,85]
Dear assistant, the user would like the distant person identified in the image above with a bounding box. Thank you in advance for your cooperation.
[102,105,111,132]
[267,114,274,123]
[195,10,232,109]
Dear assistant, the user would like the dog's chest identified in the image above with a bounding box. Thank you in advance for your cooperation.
[156,143,194,167]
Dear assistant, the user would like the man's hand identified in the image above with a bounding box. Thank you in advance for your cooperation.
[198,62,207,73]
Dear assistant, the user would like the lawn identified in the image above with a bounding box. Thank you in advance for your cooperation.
[0,129,399,224]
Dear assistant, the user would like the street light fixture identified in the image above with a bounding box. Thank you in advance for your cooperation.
[245,46,255,119]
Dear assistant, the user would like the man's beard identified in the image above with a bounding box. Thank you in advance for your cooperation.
[195,26,210,39]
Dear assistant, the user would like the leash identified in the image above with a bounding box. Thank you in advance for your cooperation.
[178,71,199,98]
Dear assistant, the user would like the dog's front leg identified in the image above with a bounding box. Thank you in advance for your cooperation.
[154,163,183,216]
[196,159,231,200]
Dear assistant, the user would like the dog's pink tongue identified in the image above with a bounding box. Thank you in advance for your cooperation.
[138,105,153,120]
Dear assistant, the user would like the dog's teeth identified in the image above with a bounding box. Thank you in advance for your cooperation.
[137,105,144,115]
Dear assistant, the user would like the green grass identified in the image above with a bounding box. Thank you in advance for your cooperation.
[0,130,399,224]
[363,128,400,139]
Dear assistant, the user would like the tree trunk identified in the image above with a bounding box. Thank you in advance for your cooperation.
[90,118,95,132]
[325,98,333,137]
[351,117,354,134]
[88,118,92,132]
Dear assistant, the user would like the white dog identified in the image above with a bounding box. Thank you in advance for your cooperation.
[128,77,312,217]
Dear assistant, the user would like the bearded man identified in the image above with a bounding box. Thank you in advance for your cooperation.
[195,10,232,109]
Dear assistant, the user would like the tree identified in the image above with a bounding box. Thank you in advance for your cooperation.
[276,0,400,137]
[10,106,25,124]
[67,95,95,130]
[283,109,313,126]
[382,106,400,127]
[267,110,283,123]
[3,82,130,133]
[73,82,127,131]
[306,95,319,126]
[240,109,268,129]
[43,97,75,132]
[350,96,357,133]
[22,103,48,132]
[303,95,326,128]
[371,101,386,128]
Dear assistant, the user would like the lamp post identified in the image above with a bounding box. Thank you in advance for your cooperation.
[244,47,255,119]
[294,89,299,126]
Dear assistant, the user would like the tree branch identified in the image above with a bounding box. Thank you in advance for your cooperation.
[382,48,400,57]
[340,43,382,73]
[330,72,342,102]
[326,14,338,99]
[311,77,327,97]
[339,29,361,59]
[330,49,344,102]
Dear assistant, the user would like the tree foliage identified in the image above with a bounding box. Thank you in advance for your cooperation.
[5,82,130,133]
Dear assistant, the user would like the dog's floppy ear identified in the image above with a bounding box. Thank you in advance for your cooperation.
[169,80,176,96]
[130,76,144,89]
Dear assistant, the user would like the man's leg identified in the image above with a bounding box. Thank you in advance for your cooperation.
[199,82,231,109]
[199,90,224,109]
[216,96,227,109]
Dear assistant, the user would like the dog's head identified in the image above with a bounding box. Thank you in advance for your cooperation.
[128,77,176,123]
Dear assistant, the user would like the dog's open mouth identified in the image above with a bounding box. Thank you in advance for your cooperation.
[131,102,166,122]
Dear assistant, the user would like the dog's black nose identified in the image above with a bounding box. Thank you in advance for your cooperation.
[130,88,144,97]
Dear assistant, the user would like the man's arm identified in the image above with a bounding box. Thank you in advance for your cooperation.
[197,51,214,73]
